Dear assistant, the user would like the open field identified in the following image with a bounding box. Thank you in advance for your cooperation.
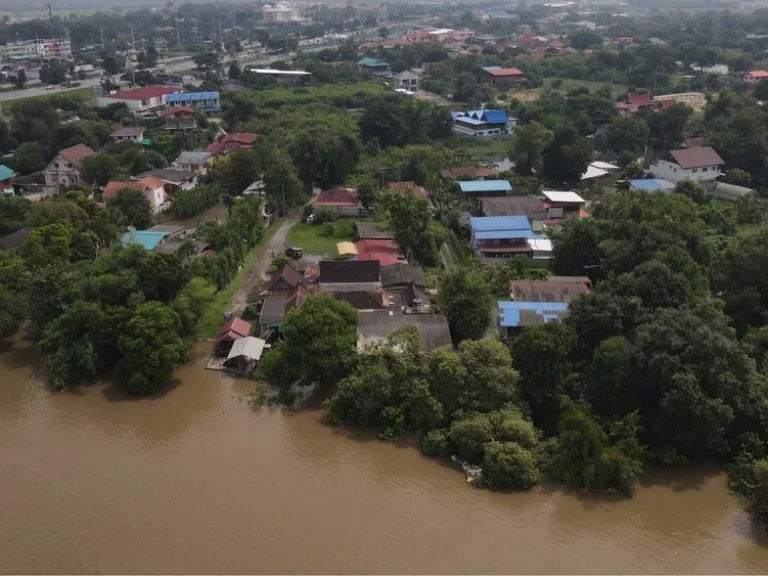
[286,220,356,256]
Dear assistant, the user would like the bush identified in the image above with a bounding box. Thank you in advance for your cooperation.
[323,223,335,237]
[313,206,338,224]
[480,441,541,490]
[421,429,451,457]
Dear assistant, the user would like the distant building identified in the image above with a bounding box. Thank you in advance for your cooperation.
[159,106,197,131]
[43,144,96,189]
[246,68,312,85]
[358,57,391,75]
[713,182,757,201]
[393,70,420,92]
[97,85,182,117]
[310,188,362,217]
[452,109,516,137]
[481,66,525,85]
[650,146,724,186]
[207,133,258,155]
[136,168,198,195]
[173,151,214,174]
[743,70,768,84]
[541,191,587,219]
[110,126,146,144]
[440,166,498,180]
[165,91,221,113]
[0,37,72,64]
[458,180,512,199]
[262,2,301,23]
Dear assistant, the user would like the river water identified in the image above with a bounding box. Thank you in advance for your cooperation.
[2,334,768,574]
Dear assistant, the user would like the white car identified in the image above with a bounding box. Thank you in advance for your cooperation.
[45,85,56,90]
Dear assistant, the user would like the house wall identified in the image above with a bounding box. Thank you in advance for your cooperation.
[394,77,419,91]
[43,154,83,188]
[114,134,142,143]
[650,159,721,184]
[97,95,168,115]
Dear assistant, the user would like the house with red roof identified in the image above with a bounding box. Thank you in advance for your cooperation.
[650,146,725,187]
[43,143,96,189]
[481,66,526,85]
[310,187,362,217]
[385,181,430,199]
[355,239,405,267]
[615,92,666,115]
[96,85,181,116]
[103,176,168,211]
[217,318,252,342]
[206,132,258,155]
[160,106,197,131]
[743,70,768,84]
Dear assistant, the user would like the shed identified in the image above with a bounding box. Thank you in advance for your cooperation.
[225,336,267,372]
[713,182,757,201]
[458,180,512,196]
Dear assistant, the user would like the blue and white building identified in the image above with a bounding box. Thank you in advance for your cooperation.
[452,109,517,137]
[165,91,221,113]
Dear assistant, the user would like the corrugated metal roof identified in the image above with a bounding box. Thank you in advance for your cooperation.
[498,301,569,327]
[227,336,267,361]
[629,179,675,192]
[121,230,168,250]
[542,190,585,203]
[471,215,530,231]
[166,91,220,102]
[459,180,512,193]
[455,116,487,126]
[0,165,16,181]
[476,229,534,240]
[482,109,508,123]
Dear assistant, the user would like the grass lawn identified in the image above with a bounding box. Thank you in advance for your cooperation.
[196,219,285,340]
[542,77,629,96]
[286,220,356,256]
[0,87,92,117]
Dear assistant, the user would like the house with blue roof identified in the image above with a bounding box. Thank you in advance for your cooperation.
[0,165,16,195]
[120,230,170,251]
[165,91,221,113]
[453,108,517,137]
[628,178,675,193]
[458,180,512,198]
[470,215,534,258]
[498,301,569,336]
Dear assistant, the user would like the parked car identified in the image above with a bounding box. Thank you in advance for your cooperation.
[45,85,56,90]
[285,247,303,259]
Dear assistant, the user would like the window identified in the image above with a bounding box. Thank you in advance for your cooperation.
[673,168,677,172]
[692,168,698,173]
[54,163,59,168]
[141,99,148,106]
[67,163,72,168]
[702,167,708,172]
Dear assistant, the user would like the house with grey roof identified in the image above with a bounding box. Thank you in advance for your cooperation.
[110,126,146,144]
[173,151,213,174]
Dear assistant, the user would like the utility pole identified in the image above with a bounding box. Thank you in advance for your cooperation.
[175,17,181,48]
[100,28,105,48]
[130,24,136,51]
[47,3,55,35]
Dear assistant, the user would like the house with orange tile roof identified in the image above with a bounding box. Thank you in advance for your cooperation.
[103,176,168,211]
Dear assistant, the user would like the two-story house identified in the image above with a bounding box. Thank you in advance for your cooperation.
[743,70,768,84]
[470,215,534,258]
[43,143,96,189]
[541,190,587,219]
[650,146,724,187]
[393,70,420,92]
[452,109,516,137]
[206,132,258,155]
[103,176,168,212]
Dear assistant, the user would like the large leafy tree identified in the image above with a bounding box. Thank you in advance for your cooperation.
[108,188,153,229]
[261,293,359,386]
[386,192,441,265]
[117,301,189,396]
[541,126,593,186]
[509,121,553,176]
[438,267,493,342]
[290,115,362,187]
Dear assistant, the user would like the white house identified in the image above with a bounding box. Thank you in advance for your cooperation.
[393,70,420,92]
[103,176,168,212]
[96,85,181,117]
[43,143,96,189]
[650,146,724,186]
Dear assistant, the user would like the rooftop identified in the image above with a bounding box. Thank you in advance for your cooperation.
[380,262,426,289]
[174,151,213,165]
[355,222,394,240]
[471,215,534,240]
[480,195,546,219]
[357,312,452,351]
[311,187,360,207]
[247,68,312,76]
[110,126,145,137]
[165,91,220,102]
[0,165,17,181]
[440,166,498,179]
[542,190,585,203]
[358,57,389,68]
[0,226,31,250]
[629,178,675,192]
[120,230,168,251]
[498,300,569,328]
[509,277,590,303]
[319,260,380,284]
[105,85,181,101]
[217,318,252,342]
[458,180,512,194]
[482,66,525,77]
[137,168,196,183]
[227,336,267,362]
[667,146,724,169]
[56,143,96,170]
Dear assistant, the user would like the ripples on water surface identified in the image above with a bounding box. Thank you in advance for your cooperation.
[1,336,768,574]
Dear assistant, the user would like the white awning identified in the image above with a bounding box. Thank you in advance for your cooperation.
[227,337,267,361]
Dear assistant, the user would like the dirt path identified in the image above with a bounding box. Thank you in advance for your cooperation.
[226,218,297,315]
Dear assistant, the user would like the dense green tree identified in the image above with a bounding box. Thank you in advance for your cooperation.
[11,99,59,145]
[290,115,362,187]
[117,301,189,395]
[511,322,577,435]
[386,192,441,265]
[438,268,493,342]
[509,121,553,176]
[480,440,541,490]
[541,126,593,186]
[13,141,47,175]
[107,188,153,229]
[0,195,31,236]
[82,153,124,186]
[261,293,358,386]
[604,116,649,157]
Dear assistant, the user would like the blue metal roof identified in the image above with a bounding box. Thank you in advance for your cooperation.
[471,215,531,231]
[0,165,16,181]
[455,116,487,126]
[459,180,513,194]
[483,109,508,123]
[121,230,168,251]
[498,301,569,328]
[358,57,388,67]
[166,91,220,102]
[629,179,663,191]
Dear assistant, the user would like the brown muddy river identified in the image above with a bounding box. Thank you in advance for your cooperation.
[2,334,768,574]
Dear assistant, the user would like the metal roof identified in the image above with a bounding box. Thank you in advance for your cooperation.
[227,336,267,361]
[475,229,535,240]
[165,91,220,102]
[471,215,531,232]
[0,165,16,181]
[459,180,512,193]
[542,190,585,203]
[174,151,212,165]
[498,300,569,328]
[120,230,168,251]
[629,179,675,192]
[247,68,312,75]
[454,116,487,126]
[668,146,724,169]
